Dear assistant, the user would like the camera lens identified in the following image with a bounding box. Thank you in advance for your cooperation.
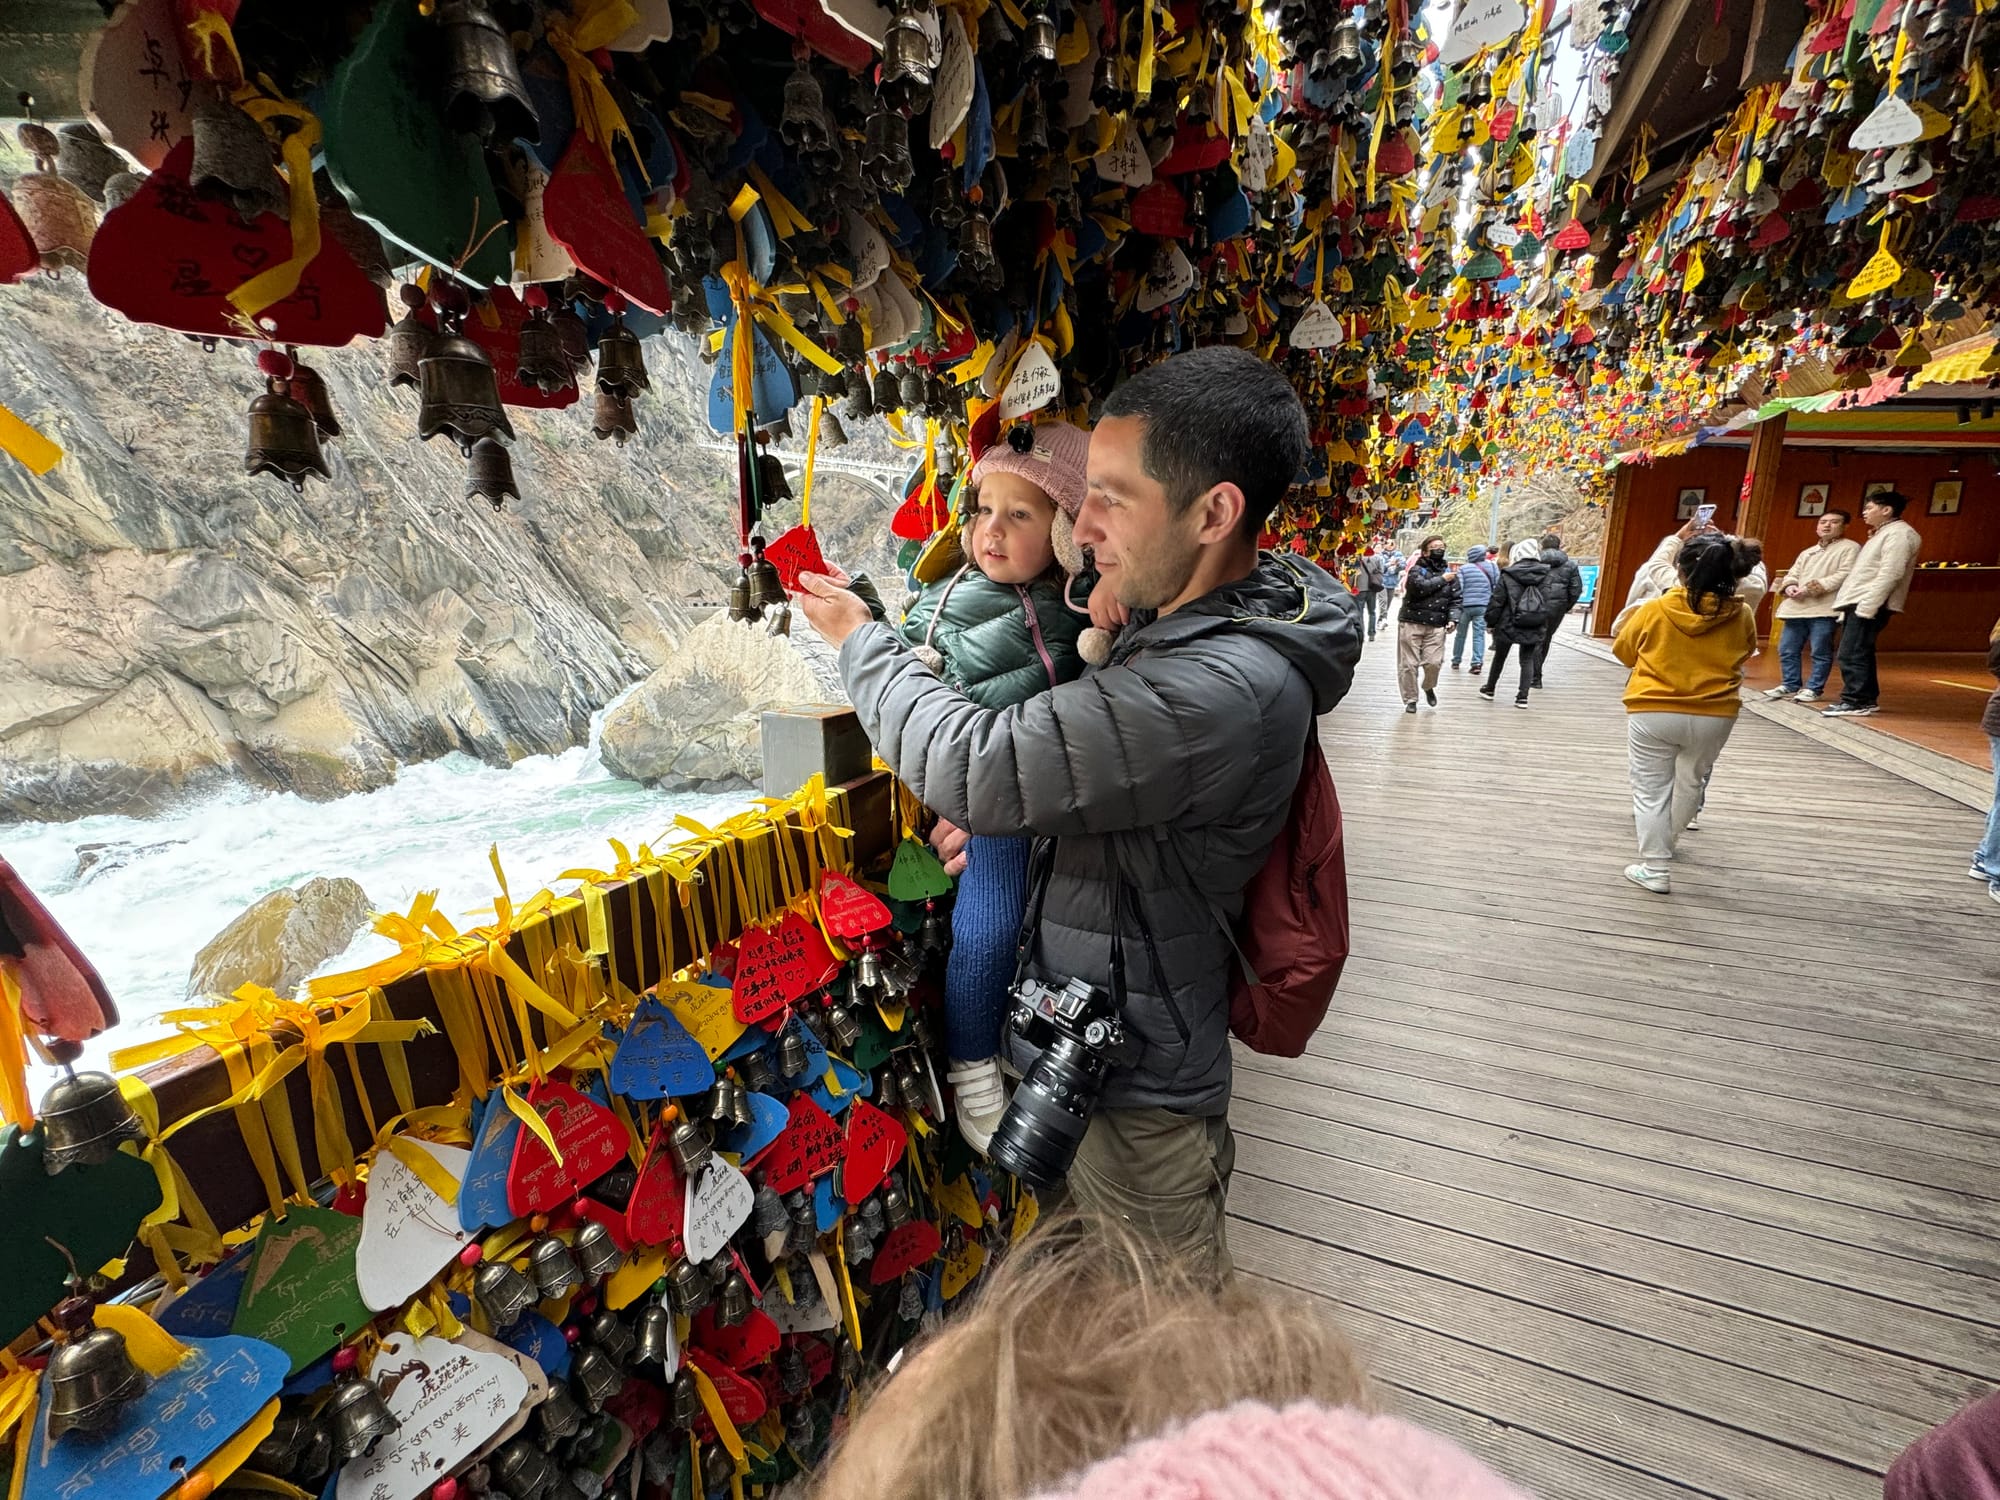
[987,1037,1099,1191]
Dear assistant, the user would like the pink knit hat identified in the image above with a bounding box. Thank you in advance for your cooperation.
[970,420,1091,521]
[1027,1401,1535,1500]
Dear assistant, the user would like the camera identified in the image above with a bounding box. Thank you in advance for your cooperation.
[986,977,1142,1192]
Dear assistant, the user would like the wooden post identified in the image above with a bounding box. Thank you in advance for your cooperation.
[1736,412,1787,539]
[1589,464,1635,636]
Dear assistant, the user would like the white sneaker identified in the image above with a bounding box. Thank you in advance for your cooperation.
[1796,690,1822,704]
[946,1057,1008,1154]
[1973,866,1995,881]
[1762,686,1797,700]
[1990,885,2000,908]
[1623,864,1671,894]
[1683,816,1701,831]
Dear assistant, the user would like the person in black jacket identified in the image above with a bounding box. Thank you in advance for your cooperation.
[1396,535,1460,712]
[1532,532,1585,688]
[1482,540,1559,707]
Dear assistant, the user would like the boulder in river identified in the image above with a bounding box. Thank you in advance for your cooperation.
[598,612,847,791]
[188,876,372,999]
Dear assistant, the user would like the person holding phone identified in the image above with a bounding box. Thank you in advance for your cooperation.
[1612,513,1720,635]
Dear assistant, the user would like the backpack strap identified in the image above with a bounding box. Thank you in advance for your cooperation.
[1011,837,1132,1021]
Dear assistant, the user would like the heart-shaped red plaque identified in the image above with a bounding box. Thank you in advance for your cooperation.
[732,912,837,1025]
[87,140,387,346]
[841,1100,906,1204]
[692,1303,781,1370]
[625,1126,688,1247]
[816,871,891,940]
[506,1080,630,1216]
[868,1220,942,1284]
[542,134,671,315]
[687,1348,767,1426]
[761,1096,842,1195]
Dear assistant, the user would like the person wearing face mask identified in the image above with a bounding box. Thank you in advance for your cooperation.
[1395,536,1459,713]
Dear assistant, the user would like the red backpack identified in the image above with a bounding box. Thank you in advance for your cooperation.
[1224,736,1349,1056]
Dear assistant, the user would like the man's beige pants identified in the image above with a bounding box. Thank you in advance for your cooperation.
[1397,622,1447,702]
[1048,1106,1236,1279]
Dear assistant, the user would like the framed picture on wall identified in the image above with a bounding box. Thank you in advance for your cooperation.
[1796,482,1830,517]
[1675,487,1707,520]
[1930,478,1963,516]
[1863,480,1899,502]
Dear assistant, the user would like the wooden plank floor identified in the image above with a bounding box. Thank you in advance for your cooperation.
[1230,632,2000,1500]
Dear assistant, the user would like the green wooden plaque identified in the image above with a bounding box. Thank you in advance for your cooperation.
[233,1203,371,1373]
[0,1125,161,1344]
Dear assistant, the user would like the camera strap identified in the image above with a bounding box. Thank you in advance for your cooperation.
[1009,837,1129,1016]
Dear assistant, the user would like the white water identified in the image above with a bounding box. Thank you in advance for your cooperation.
[4,720,741,1076]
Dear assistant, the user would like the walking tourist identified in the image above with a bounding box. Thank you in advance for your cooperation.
[1974,617,2000,908]
[893,421,1096,1154]
[1480,540,1558,707]
[1451,545,1498,672]
[1530,532,1584,688]
[1348,548,1384,641]
[798,346,1362,1274]
[814,1222,1534,1500]
[1824,489,1923,717]
[1612,534,1757,894]
[1396,536,1459,712]
[1764,510,1859,702]
[1381,546,1407,603]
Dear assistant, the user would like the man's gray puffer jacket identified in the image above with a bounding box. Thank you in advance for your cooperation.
[838,553,1362,1116]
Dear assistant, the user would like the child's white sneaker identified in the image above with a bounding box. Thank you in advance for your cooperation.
[947,1056,1008,1154]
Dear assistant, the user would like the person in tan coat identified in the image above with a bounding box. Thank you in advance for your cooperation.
[1823,491,1923,717]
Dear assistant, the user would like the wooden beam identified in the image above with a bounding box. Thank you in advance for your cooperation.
[1588,465,1635,637]
[1735,412,1788,540]
[1585,0,1701,191]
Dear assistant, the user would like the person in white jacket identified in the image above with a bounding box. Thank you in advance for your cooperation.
[1613,522,1768,648]
[1763,509,1861,703]
[1823,491,1923,717]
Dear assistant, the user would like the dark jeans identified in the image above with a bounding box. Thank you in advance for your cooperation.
[1483,639,1543,702]
[1777,615,1838,693]
[1835,607,1893,707]
[1359,591,1379,637]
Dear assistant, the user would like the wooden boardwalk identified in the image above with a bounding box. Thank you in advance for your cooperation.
[1231,631,2000,1500]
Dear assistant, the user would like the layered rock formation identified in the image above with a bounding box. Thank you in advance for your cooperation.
[0,248,904,822]
[188,876,372,1000]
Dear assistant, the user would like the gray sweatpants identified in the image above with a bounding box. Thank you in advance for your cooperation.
[1627,712,1738,864]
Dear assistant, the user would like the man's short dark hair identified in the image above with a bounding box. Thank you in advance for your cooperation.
[1100,347,1310,539]
[1825,507,1852,525]
[1539,531,1561,550]
[1871,490,1910,517]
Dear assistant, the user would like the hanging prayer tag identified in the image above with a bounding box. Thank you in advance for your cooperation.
[611,999,719,1099]
[507,1080,629,1216]
[887,837,954,900]
[762,1096,843,1194]
[1093,121,1154,189]
[234,1204,373,1373]
[357,1141,472,1312]
[334,1333,530,1500]
[840,1101,906,1203]
[683,1157,756,1262]
[1290,298,1341,349]
[732,912,838,1023]
[1849,95,1923,151]
[661,977,748,1060]
[999,341,1062,420]
[459,1092,521,1234]
[867,1220,942,1284]
[817,871,892,939]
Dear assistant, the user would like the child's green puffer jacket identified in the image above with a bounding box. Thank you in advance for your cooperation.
[899,567,1089,710]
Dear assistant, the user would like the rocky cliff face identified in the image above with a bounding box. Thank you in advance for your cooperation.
[0,247,905,822]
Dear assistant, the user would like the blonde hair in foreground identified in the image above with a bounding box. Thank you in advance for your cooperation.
[811,1215,1375,1500]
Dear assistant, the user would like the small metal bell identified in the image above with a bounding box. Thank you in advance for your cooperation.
[749,540,788,610]
[490,1438,554,1500]
[419,330,515,451]
[701,1443,737,1494]
[54,123,124,204]
[728,560,756,622]
[585,1307,635,1363]
[777,1025,809,1081]
[570,1345,623,1412]
[861,110,914,193]
[326,1375,400,1462]
[526,1235,582,1300]
[878,945,921,995]
[570,1220,620,1283]
[852,948,884,1002]
[819,409,848,448]
[294,1422,335,1483]
[1018,84,1050,156]
[44,1319,146,1439]
[670,1369,699,1427]
[716,1271,751,1327]
[254,1407,314,1477]
[1024,3,1059,67]
[591,389,638,445]
[465,436,519,512]
[666,1255,712,1314]
[882,1183,913,1228]
[534,1382,584,1444]
[781,55,836,157]
[516,306,570,393]
[879,2,937,115]
[774,1344,809,1396]
[594,313,650,397]
[669,1116,714,1179]
[436,0,541,143]
[920,900,950,957]
[756,450,794,506]
[384,286,432,388]
[898,364,927,409]
[634,1299,674,1365]
[1462,69,1492,110]
[709,1074,739,1124]
[245,379,331,493]
[1330,13,1365,73]
[959,213,996,279]
[739,1050,777,1093]
[871,365,903,412]
[37,1068,145,1173]
[472,1258,538,1330]
[190,91,286,221]
[826,1001,862,1050]
[874,1064,902,1111]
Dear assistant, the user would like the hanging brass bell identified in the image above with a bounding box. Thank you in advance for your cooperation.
[729,1078,755,1127]
[781,54,836,157]
[384,286,432,389]
[325,1374,400,1461]
[573,1219,624,1283]
[669,1116,714,1179]
[490,1437,555,1500]
[1024,3,1059,67]
[670,1369,699,1427]
[852,949,883,1002]
[287,356,341,440]
[878,945,921,995]
[666,1254,711,1314]
[552,304,591,372]
[882,1182,912,1228]
[777,1025,809,1081]
[634,1298,673,1365]
[739,1050,776,1092]
[473,1257,537,1330]
[709,1075,739,1124]
[591,389,638,446]
[871,365,903,412]
[701,1441,737,1494]
[254,1407,315,1477]
[749,540,788,610]
[861,110,915,193]
[190,91,286,221]
[820,409,848,448]
[898,363,927,409]
[920,901,950,957]
[516,306,571,394]
[728,560,756,623]
[418,332,515,451]
[436,0,541,143]
[826,1001,862,1050]
[526,1235,581,1299]
[1462,69,1493,110]
[11,125,97,273]
[755,450,794,507]
[465,436,519,512]
[845,371,875,420]
[245,378,332,493]
[594,312,650,397]
[879,2,937,115]
[1393,36,1424,84]
[37,1068,145,1174]
[534,1382,584,1444]
[1018,84,1050,156]
[570,1345,623,1413]
[44,1308,146,1440]
[55,123,124,204]
[874,1064,902,1111]
[959,213,996,279]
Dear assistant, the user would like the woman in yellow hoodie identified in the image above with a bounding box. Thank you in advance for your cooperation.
[1612,534,1757,894]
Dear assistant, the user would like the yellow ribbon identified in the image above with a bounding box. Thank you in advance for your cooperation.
[547,1,647,175]
[0,405,61,476]
[0,963,30,1131]
[184,8,244,77]
[227,90,322,323]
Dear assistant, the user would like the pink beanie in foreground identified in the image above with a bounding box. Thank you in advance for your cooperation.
[969,420,1091,521]
[1026,1400,1535,1500]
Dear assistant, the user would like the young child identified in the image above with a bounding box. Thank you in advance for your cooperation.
[901,420,1103,1153]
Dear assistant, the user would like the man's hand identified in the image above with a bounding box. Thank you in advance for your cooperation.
[1087,573,1129,633]
[928,816,971,877]
[797,571,871,648]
